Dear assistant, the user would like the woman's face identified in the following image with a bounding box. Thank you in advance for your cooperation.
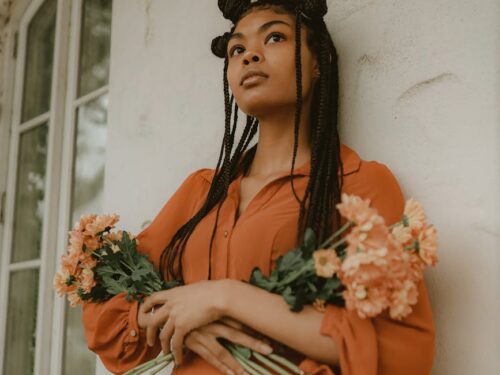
[226,7,319,118]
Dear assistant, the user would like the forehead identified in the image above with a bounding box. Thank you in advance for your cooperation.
[233,7,294,34]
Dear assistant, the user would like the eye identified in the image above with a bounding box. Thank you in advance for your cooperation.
[229,45,245,57]
[266,32,285,44]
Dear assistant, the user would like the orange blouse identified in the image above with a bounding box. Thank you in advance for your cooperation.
[82,143,435,375]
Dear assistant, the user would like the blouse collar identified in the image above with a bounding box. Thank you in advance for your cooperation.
[200,143,361,183]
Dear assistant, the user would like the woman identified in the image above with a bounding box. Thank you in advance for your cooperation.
[82,1,436,374]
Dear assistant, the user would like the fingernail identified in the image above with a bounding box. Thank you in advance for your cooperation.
[260,344,273,354]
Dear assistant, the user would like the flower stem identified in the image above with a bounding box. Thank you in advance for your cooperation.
[318,221,353,249]
[233,350,272,375]
[123,353,173,375]
[276,261,315,288]
[268,353,306,375]
[253,352,292,375]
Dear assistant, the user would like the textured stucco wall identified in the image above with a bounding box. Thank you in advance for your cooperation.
[102,1,499,374]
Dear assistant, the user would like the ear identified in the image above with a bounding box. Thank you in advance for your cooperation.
[313,62,320,78]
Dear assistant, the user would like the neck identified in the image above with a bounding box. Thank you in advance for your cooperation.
[247,95,313,178]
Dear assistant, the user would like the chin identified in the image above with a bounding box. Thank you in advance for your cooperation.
[236,94,294,118]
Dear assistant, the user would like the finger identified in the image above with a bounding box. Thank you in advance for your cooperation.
[205,336,249,375]
[159,318,175,355]
[140,292,170,314]
[219,317,245,330]
[185,340,236,375]
[146,321,160,347]
[171,324,187,365]
[213,324,273,355]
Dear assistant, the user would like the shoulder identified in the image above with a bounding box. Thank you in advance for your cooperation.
[344,156,405,226]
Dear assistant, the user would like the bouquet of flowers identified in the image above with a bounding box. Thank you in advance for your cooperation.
[250,193,438,320]
[53,214,306,375]
[53,193,438,375]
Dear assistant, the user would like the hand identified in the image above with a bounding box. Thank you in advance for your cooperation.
[184,318,273,375]
[138,279,229,365]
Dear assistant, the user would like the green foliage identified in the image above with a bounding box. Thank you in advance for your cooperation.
[250,227,345,312]
[81,231,179,303]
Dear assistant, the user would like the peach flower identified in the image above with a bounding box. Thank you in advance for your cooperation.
[313,299,327,313]
[336,193,379,225]
[73,214,97,232]
[84,214,119,237]
[404,198,426,234]
[80,268,96,294]
[417,224,438,266]
[53,270,77,297]
[389,279,419,320]
[391,225,413,247]
[313,249,341,278]
[345,217,388,256]
[67,291,84,307]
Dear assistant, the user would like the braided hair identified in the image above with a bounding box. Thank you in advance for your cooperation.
[159,0,344,283]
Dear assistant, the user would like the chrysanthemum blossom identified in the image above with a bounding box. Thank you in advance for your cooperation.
[345,216,388,256]
[417,224,438,266]
[80,268,96,294]
[84,214,120,237]
[313,299,327,313]
[336,193,379,225]
[404,198,426,233]
[391,225,413,247]
[313,249,341,278]
[53,269,77,297]
[389,279,418,320]
[67,291,83,307]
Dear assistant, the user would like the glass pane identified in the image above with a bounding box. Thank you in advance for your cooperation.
[78,0,112,97]
[11,124,48,263]
[3,269,40,375]
[21,0,57,122]
[69,93,108,225]
[63,94,109,374]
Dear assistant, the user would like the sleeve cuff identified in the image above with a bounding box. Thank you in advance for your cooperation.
[124,299,140,345]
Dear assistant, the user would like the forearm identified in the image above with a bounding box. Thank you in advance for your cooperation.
[219,279,339,366]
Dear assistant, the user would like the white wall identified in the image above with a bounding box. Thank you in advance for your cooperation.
[104,1,499,374]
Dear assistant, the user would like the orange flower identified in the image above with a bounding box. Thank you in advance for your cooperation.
[336,193,379,225]
[404,198,426,234]
[73,214,97,232]
[313,249,341,278]
[80,268,96,294]
[345,217,388,256]
[84,214,119,237]
[389,279,418,320]
[391,225,413,247]
[313,299,327,313]
[417,224,438,266]
[67,291,84,307]
[83,236,101,252]
[53,269,77,297]
[68,230,84,255]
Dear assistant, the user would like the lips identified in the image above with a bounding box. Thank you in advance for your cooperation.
[240,70,268,86]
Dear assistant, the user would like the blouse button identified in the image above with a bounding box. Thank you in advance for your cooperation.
[224,230,228,237]
[130,330,137,337]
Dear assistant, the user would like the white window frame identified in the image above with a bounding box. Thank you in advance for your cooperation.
[0,0,112,374]
[50,0,110,373]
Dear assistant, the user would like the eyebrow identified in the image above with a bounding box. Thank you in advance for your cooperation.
[228,20,292,42]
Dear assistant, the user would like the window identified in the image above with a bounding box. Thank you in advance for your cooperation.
[0,1,113,374]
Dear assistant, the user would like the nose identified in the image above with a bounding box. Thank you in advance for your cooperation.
[242,50,262,65]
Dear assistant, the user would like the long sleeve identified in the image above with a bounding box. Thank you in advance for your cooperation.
[298,161,436,375]
[81,169,208,375]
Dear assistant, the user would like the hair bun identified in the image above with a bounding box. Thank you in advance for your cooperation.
[300,0,328,19]
[218,0,251,23]
[211,32,231,58]
[217,1,328,23]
